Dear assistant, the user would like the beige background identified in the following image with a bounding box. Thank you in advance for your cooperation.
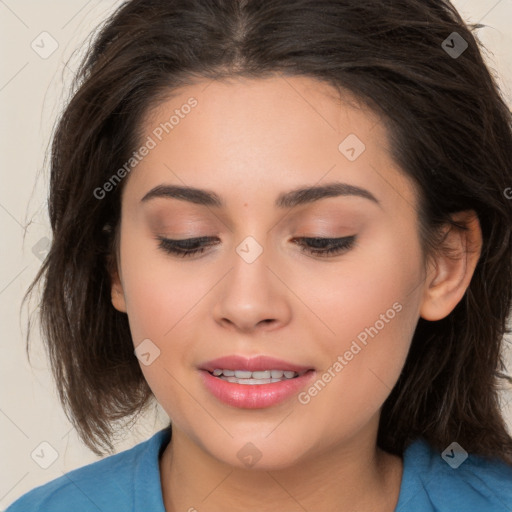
[1,0,512,509]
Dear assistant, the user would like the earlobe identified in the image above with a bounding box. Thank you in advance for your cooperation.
[419,211,482,321]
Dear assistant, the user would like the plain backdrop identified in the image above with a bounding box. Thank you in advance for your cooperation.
[1,0,512,509]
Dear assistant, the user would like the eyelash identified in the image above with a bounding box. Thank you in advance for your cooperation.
[156,235,356,258]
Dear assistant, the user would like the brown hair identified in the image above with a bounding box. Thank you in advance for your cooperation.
[23,0,512,461]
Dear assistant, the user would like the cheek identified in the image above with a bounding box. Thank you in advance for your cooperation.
[302,226,422,347]
[296,230,422,426]
[118,229,216,415]
[119,228,205,342]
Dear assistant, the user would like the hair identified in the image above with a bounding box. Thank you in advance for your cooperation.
[22,0,512,461]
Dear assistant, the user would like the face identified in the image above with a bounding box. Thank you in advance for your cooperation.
[111,75,428,469]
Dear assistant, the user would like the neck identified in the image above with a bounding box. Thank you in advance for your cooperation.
[159,420,403,512]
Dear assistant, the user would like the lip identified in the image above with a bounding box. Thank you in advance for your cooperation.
[199,355,313,374]
[199,355,316,409]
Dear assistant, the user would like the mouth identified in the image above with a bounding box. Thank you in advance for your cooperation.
[199,354,314,380]
[198,355,316,408]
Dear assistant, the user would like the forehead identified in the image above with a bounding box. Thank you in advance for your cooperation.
[123,75,417,212]
[144,75,381,145]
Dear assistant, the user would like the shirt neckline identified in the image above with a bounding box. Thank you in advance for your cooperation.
[138,428,429,512]
[134,427,171,511]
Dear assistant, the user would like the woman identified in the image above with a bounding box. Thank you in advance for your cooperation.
[7,0,512,510]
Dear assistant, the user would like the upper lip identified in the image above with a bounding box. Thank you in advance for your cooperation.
[199,355,313,374]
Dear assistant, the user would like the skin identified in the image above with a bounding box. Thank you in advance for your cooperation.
[110,75,482,512]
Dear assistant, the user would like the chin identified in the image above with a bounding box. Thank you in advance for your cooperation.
[203,435,313,472]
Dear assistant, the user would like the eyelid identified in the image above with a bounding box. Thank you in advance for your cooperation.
[291,235,356,257]
[155,235,357,259]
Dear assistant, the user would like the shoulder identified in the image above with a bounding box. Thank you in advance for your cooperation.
[396,438,512,512]
[4,428,170,512]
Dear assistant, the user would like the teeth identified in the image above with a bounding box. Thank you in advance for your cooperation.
[211,368,300,382]
[234,370,252,379]
[252,370,271,379]
[222,377,293,385]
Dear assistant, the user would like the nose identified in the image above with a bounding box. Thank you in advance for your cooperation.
[212,242,292,334]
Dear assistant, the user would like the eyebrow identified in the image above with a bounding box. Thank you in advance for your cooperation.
[140,182,380,208]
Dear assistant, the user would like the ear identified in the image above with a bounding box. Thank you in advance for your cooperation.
[108,254,127,313]
[111,270,127,313]
[419,210,482,321]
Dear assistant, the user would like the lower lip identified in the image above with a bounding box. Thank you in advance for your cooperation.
[200,370,316,409]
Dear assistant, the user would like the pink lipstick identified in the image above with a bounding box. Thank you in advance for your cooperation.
[199,355,316,409]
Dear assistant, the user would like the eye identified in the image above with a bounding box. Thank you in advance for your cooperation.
[291,236,357,257]
[156,235,357,259]
[156,236,220,258]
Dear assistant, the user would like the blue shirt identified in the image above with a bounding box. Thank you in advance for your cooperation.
[5,428,512,511]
